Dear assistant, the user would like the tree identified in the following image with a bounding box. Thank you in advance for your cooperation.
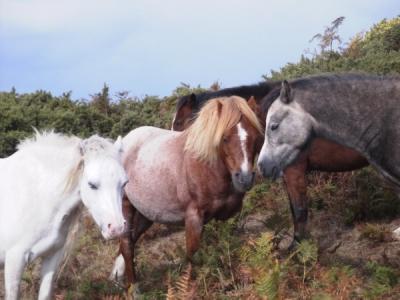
[310,16,345,53]
[90,83,111,116]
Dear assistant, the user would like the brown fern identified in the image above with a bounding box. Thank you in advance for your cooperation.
[166,274,177,300]
[167,263,196,300]
[175,264,192,300]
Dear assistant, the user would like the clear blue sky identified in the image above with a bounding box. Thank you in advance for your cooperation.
[0,0,398,99]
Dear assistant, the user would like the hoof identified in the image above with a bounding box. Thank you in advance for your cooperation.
[287,239,300,252]
[393,227,400,241]
[109,254,125,282]
[127,283,141,298]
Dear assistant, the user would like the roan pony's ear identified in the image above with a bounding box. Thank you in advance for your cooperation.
[114,136,123,154]
[217,100,223,116]
[280,80,293,104]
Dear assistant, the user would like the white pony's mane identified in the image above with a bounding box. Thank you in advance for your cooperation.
[17,130,81,151]
[17,130,118,194]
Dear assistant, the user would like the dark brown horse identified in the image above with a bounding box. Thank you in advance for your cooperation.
[111,96,263,285]
[171,82,368,246]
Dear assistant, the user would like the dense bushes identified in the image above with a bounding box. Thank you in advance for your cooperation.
[0,83,206,157]
[264,16,400,81]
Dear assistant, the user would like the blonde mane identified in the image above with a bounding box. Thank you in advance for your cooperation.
[184,96,263,162]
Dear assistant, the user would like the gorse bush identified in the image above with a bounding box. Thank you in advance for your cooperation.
[264,16,400,81]
[0,83,205,157]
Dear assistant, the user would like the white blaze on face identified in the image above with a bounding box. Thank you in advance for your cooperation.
[237,123,249,173]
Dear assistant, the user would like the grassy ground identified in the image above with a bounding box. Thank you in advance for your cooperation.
[1,167,400,299]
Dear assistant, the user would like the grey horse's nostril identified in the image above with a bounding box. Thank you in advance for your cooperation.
[234,172,240,177]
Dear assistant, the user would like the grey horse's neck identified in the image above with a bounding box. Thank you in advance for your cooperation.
[296,75,400,185]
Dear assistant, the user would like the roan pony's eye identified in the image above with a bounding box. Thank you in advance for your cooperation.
[270,123,279,131]
[88,182,98,190]
[223,136,229,143]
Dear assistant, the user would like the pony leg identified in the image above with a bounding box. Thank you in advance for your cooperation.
[37,247,64,300]
[111,210,152,283]
[4,248,26,300]
[185,205,204,260]
[114,196,153,286]
[119,196,135,285]
[283,158,308,247]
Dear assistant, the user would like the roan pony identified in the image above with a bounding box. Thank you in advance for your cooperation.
[111,96,262,285]
[171,83,367,246]
[257,73,400,231]
[0,131,127,300]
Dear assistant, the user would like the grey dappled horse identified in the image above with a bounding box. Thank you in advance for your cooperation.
[257,73,400,232]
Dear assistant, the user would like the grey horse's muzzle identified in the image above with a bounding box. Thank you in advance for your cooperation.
[232,171,255,192]
[257,156,281,180]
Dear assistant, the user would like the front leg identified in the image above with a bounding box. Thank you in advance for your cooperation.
[119,195,136,285]
[283,159,308,247]
[38,247,65,300]
[115,194,154,287]
[4,248,26,300]
[185,204,204,260]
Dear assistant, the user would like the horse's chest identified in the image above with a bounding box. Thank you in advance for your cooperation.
[28,206,79,261]
[197,190,243,223]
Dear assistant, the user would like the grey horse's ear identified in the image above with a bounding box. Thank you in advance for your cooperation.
[280,80,292,104]
[114,136,123,153]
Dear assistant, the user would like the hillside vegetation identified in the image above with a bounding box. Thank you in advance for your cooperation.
[1,16,400,300]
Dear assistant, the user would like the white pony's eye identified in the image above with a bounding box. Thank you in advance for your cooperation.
[270,123,279,131]
[88,182,99,190]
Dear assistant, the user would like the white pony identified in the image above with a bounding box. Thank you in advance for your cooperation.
[0,131,128,300]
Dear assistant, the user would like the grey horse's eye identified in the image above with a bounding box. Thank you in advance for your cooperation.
[270,123,279,131]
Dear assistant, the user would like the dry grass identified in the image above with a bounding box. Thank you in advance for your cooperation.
[1,168,400,299]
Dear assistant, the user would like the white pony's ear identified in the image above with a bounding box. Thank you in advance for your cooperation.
[114,136,123,154]
[79,140,85,156]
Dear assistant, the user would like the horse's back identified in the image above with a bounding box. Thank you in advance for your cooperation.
[123,126,186,223]
[122,126,168,158]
